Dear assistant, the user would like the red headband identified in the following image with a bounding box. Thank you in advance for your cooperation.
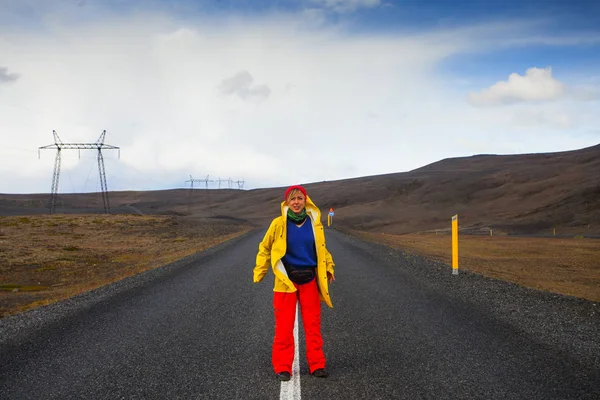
[285,185,307,200]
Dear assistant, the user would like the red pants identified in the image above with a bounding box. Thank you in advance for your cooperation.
[272,279,326,374]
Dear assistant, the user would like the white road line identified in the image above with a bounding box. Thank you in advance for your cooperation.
[280,303,301,400]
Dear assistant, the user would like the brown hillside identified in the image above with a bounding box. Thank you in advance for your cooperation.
[1,144,599,236]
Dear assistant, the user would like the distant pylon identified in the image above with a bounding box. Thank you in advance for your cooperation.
[218,177,229,189]
[185,175,204,189]
[236,178,245,190]
[185,174,204,214]
[38,130,120,214]
[204,174,214,189]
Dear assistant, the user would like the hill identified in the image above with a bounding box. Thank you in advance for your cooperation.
[1,144,599,236]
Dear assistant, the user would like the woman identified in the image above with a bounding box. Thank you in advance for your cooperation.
[254,185,335,381]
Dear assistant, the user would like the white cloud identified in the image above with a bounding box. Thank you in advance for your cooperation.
[568,84,600,101]
[0,66,19,83]
[218,71,271,103]
[309,0,380,13]
[513,109,573,130]
[468,67,565,106]
[467,67,600,109]
[0,9,598,194]
[0,12,460,193]
[300,8,328,27]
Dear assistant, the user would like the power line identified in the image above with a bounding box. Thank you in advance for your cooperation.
[203,174,214,190]
[185,175,204,189]
[186,174,245,190]
[217,177,226,189]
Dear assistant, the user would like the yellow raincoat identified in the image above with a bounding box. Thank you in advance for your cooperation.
[254,195,335,308]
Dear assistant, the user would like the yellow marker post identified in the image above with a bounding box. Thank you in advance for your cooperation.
[452,214,459,275]
[327,214,331,227]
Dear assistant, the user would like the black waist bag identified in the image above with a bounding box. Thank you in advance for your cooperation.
[286,267,316,284]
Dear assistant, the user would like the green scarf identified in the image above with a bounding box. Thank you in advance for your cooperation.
[287,208,307,223]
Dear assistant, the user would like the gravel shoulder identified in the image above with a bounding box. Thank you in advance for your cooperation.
[336,229,600,371]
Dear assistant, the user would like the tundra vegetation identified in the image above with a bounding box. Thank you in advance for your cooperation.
[0,215,251,317]
[342,229,599,302]
[1,213,598,318]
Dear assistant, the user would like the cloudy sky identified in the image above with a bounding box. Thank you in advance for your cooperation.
[1,0,599,194]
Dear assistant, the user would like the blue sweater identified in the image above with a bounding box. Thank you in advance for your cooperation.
[282,218,317,269]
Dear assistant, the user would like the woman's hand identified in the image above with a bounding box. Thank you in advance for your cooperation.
[327,272,335,283]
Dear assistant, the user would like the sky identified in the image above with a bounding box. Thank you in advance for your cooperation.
[1,0,599,194]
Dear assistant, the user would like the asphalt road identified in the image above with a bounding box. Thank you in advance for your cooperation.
[1,229,598,399]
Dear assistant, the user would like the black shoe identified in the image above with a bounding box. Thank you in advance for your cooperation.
[312,368,328,378]
[276,371,291,381]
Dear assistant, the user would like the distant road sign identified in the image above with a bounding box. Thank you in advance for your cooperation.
[329,211,334,217]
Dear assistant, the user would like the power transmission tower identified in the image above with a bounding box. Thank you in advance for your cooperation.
[228,177,233,189]
[185,175,204,189]
[236,178,245,189]
[39,130,120,214]
[204,174,214,190]
[217,177,229,189]
[185,174,205,214]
